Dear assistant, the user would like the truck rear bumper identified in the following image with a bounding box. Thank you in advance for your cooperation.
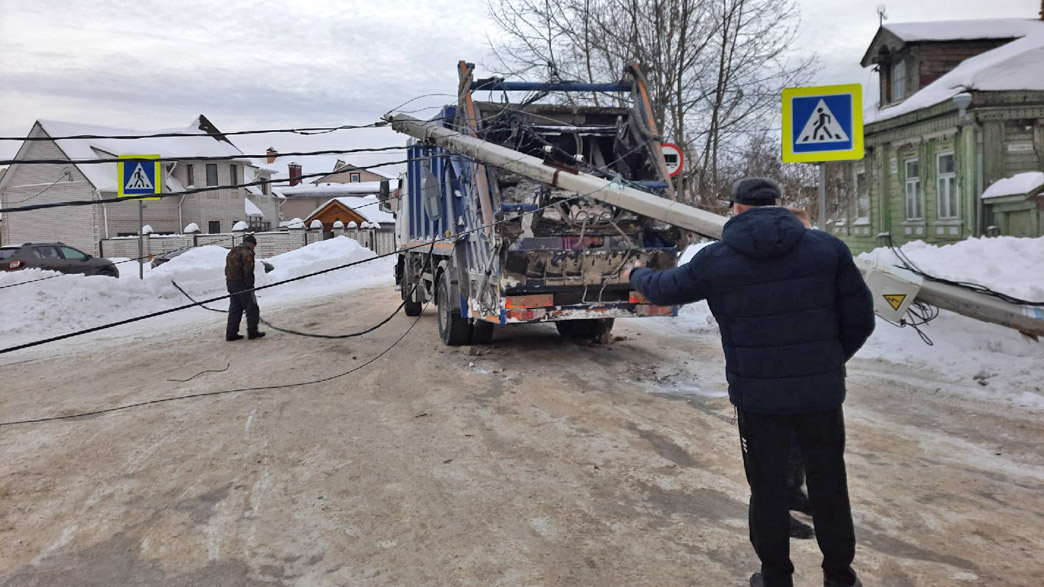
[475,303,677,324]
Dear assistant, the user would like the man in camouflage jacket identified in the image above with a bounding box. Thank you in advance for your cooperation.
[225,234,265,341]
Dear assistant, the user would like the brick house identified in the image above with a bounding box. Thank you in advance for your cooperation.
[824,17,1044,252]
[0,115,279,255]
[315,160,389,184]
[276,182,387,227]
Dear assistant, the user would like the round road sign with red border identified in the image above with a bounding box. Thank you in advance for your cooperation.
[661,143,683,177]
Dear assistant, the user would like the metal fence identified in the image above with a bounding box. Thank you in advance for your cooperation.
[99,226,397,260]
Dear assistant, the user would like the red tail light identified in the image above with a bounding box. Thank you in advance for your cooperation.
[8,260,24,269]
[635,304,674,317]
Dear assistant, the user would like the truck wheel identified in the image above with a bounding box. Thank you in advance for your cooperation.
[436,275,471,346]
[471,320,494,345]
[402,282,423,316]
[555,318,614,343]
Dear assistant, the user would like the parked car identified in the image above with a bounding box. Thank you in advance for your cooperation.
[0,242,119,277]
[150,247,274,272]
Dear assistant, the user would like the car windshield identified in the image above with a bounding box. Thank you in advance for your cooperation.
[0,248,16,260]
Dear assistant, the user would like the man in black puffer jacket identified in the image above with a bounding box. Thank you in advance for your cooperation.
[627,177,875,587]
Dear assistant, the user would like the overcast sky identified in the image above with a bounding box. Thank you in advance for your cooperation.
[1,0,1039,173]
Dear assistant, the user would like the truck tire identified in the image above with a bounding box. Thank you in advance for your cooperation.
[470,320,494,345]
[555,318,614,343]
[436,275,471,346]
[402,282,423,316]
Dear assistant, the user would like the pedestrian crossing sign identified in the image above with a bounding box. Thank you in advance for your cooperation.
[782,84,863,163]
[118,154,162,200]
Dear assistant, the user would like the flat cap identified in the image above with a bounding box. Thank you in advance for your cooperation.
[730,177,782,206]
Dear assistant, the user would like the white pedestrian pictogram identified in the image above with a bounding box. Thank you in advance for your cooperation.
[125,163,154,191]
[796,99,849,144]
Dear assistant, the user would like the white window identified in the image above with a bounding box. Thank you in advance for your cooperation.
[350,172,361,183]
[855,170,869,220]
[904,158,921,220]
[892,60,906,102]
[937,152,958,219]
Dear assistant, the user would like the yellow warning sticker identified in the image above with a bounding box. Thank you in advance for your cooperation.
[883,294,907,311]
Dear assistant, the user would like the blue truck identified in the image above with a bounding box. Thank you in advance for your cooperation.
[390,61,683,345]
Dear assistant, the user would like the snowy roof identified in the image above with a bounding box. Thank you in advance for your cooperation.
[308,195,395,225]
[882,18,1043,43]
[982,172,1044,200]
[866,28,1044,123]
[861,19,1044,66]
[36,117,249,193]
[245,198,264,217]
[275,181,384,199]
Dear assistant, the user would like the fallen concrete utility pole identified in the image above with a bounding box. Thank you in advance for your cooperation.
[387,113,1044,337]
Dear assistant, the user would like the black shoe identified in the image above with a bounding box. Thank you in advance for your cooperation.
[750,573,765,587]
[226,334,244,341]
[789,515,815,539]
[248,331,266,340]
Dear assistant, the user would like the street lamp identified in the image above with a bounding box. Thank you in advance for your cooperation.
[953,92,972,117]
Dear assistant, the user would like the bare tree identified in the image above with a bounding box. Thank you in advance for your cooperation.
[485,0,817,206]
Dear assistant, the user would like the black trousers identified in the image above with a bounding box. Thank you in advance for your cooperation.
[737,407,857,587]
[226,281,259,337]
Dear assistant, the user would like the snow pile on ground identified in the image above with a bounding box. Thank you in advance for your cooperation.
[856,237,1043,410]
[263,236,389,296]
[146,245,248,300]
[0,237,395,346]
[668,236,1044,411]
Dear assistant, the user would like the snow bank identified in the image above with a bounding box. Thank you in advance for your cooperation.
[666,236,1044,411]
[262,236,392,299]
[857,237,1044,410]
[0,237,395,347]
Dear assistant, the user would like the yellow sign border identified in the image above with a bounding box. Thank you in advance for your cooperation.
[117,154,162,200]
[782,84,864,163]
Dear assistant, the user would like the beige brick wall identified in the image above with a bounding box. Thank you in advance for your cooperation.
[1,127,282,254]
[0,127,103,254]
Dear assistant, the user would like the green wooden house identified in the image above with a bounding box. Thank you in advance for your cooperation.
[825,18,1044,252]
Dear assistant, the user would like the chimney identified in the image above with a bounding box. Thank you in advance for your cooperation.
[289,162,302,186]
[266,147,277,164]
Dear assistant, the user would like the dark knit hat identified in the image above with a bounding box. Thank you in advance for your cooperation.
[730,177,782,206]
[243,234,257,244]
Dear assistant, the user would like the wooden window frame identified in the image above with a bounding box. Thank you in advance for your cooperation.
[936,152,958,219]
[904,158,922,221]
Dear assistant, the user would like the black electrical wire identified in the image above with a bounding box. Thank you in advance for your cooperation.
[0,300,431,428]
[0,122,385,142]
[171,276,424,340]
[0,184,577,355]
[0,135,656,356]
[884,234,1044,306]
[0,236,237,291]
[0,158,415,214]
[167,363,231,383]
[1,146,407,167]
[0,124,661,427]
[6,169,73,205]
[901,301,938,346]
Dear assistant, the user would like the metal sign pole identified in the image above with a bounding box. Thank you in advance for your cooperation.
[138,200,144,279]
[818,164,826,229]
